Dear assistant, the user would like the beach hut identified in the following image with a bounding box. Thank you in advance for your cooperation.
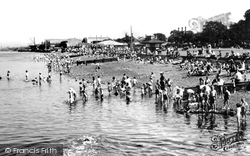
[143,38,165,52]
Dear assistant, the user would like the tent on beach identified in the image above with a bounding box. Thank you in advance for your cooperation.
[96,40,127,46]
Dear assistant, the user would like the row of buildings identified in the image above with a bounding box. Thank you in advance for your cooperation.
[24,35,168,52]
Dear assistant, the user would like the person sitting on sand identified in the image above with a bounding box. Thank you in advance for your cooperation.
[95,63,100,72]
[150,72,155,80]
[235,69,243,84]
[205,76,210,85]
[239,60,245,72]
[217,51,222,57]
[199,78,204,85]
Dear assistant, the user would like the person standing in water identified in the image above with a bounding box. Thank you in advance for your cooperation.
[7,71,10,80]
[68,88,77,104]
[39,73,42,85]
[25,70,29,81]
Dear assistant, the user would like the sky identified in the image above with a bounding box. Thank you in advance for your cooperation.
[0,0,249,47]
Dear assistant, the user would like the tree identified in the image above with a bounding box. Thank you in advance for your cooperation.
[201,21,228,47]
[153,33,166,41]
[244,9,250,21]
[82,38,88,43]
[168,30,183,45]
[115,34,135,44]
[182,31,195,44]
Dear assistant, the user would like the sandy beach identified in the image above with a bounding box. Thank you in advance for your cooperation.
[70,58,250,110]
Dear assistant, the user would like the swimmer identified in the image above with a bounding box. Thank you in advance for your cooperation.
[7,71,10,80]
[25,70,29,81]
[32,77,38,85]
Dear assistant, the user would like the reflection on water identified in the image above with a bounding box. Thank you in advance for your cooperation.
[0,52,249,155]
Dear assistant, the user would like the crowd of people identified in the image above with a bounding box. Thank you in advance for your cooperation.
[1,46,249,131]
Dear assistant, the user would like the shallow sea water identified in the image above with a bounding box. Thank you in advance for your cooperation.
[0,52,250,156]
